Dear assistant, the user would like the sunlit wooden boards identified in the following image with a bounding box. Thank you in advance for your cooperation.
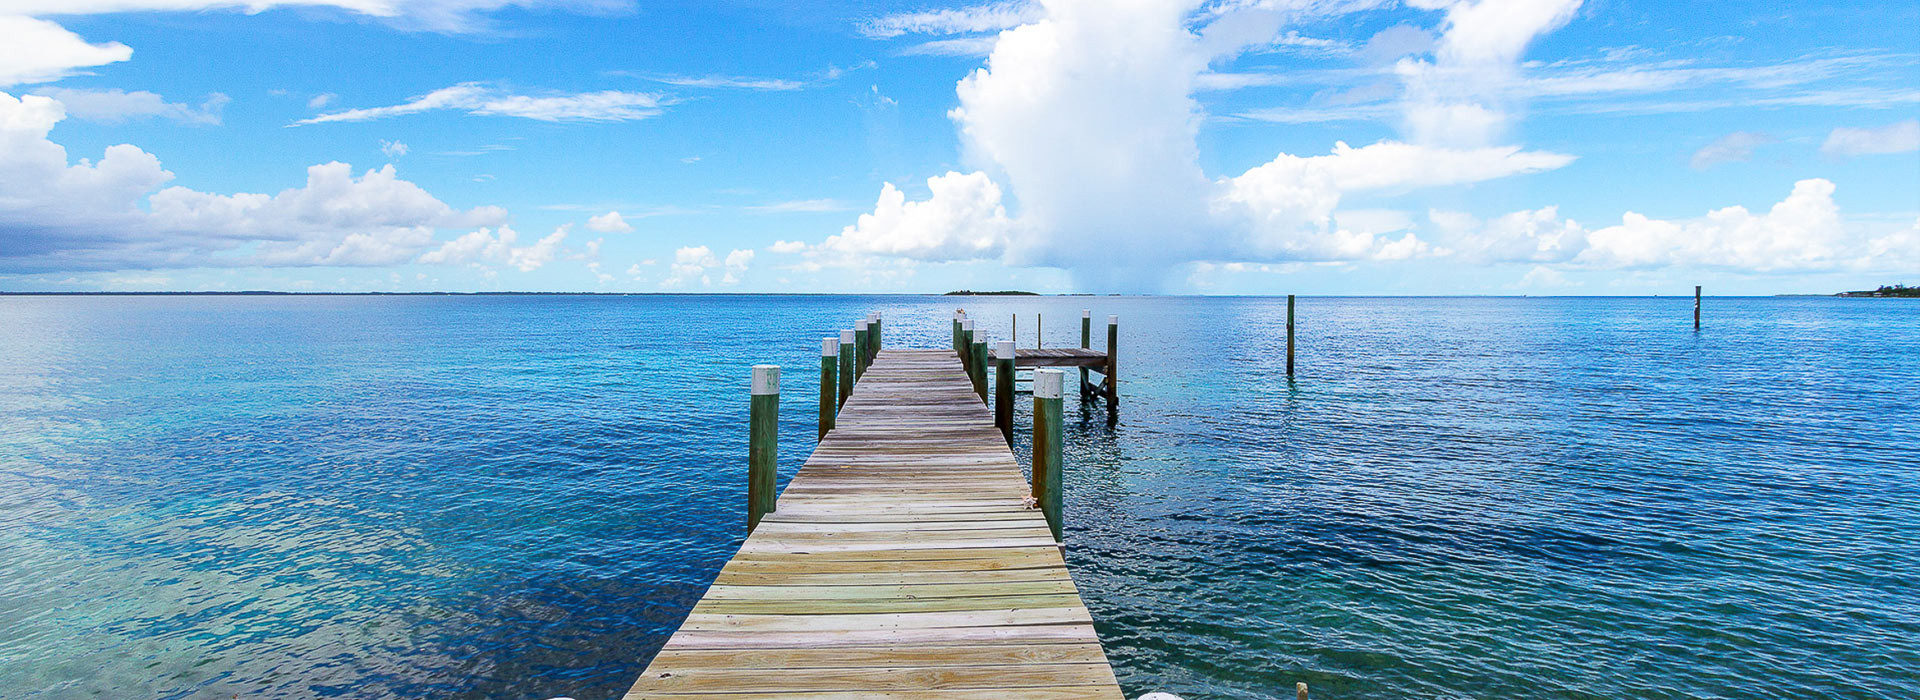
[623,349,1123,700]
[1012,348,1110,369]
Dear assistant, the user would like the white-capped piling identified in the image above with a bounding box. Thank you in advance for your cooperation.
[1032,369,1064,541]
[748,365,779,534]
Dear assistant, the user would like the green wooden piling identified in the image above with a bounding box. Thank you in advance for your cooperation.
[970,337,989,404]
[1079,309,1091,403]
[872,313,883,359]
[748,365,779,535]
[952,311,964,354]
[1694,286,1702,330]
[1287,294,1296,377]
[818,337,836,441]
[1104,315,1119,425]
[960,319,976,377]
[1012,314,1018,347]
[837,329,855,410]
[994,340,1015,442]
[1033,369,1064,541]
[854,322,870,379]
[1036,313,1042,349]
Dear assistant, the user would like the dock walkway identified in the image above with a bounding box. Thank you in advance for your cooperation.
[623,348,1124,699]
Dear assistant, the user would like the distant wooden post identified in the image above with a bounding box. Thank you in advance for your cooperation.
[1036,314,1042,349]
[994,340,1015,442]
[1287,294,1296,377]
[971,336,989,404]
[872,312,883,359]
[1079,310,1091,403]
[1033,369,1064,541]
[1104,315,1119,425]
[1297,682,1309,700]
[1694,286,1702,330]
[1012,314,1018,347]
[854,321,870,379]
[748,365,779,535]
[819,338,836,441]
[837,330,855,409]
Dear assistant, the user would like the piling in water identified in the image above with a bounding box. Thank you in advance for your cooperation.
[1033,368,1064,541]
[1695,285,1702,330]
[1079,309,1091,404]
[818,338,835,441]
[1287,294,1296,377]
[748,365,779,534]
[960,319,976,378]
[1104,315,1119,425]
[994,340,1015,443]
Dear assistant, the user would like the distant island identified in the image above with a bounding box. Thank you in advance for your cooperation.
[944,290,1040,296]
[1839,285,1918,298]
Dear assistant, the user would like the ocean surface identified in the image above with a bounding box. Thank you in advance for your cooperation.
[1,295,1915,700]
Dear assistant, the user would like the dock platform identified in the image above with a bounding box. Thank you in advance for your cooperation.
[622,348,1124,699]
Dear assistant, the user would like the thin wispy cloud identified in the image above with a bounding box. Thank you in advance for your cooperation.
[295,83,669,125]
[30,87,228,125]
[747,199,849,214]
[1690,131,1772,169]
[859,1,1039,39]
[637,74,806,91]
[1822,119,1920,158]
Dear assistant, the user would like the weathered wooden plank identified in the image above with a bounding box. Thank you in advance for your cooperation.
[624,347,1121,698]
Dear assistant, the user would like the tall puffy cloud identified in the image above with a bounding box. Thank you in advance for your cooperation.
[821,172,1014,261]
[838,0,1573,289]
[0,90,509,272]
[1395,0,1584,146]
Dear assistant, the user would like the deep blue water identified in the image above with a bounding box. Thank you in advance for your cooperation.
[1,295,1915,700]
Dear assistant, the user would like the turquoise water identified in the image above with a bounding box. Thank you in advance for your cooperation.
[0,295,1915,699]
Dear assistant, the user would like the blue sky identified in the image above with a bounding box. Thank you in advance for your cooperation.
[1,0,1915,294]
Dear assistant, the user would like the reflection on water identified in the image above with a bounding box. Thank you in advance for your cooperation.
[0,295,1915,700]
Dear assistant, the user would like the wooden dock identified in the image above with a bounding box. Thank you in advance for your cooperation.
[622,348,1125,700]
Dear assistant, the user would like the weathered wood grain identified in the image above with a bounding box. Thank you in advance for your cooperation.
[623,348,1122,700]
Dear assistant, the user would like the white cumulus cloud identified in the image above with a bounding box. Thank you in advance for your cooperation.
[0,90,507,272]
[0,15,132,87]
[586,210,633,233]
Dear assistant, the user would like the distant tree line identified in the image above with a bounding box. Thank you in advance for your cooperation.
[1839,284,1918,297]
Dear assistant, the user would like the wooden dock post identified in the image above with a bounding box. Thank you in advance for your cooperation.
[960,318,976,376]
[994,340,1015,442]
[1037,313,1042,349]
[952,310,964,354]
[1287,294,1296,377]
[837,330,854,409]
[748,364,779,535]
[1033,368,1064,541]
[971,335,989,404]
[871,312,882,357]
[1012,313,1017,347]
[1079,309,1091,403]
[819,338,835,441]
[1694,285,1702,330]
[1104,315,1119,425]
[854,321,871,379]
[1297,682,1309,700]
